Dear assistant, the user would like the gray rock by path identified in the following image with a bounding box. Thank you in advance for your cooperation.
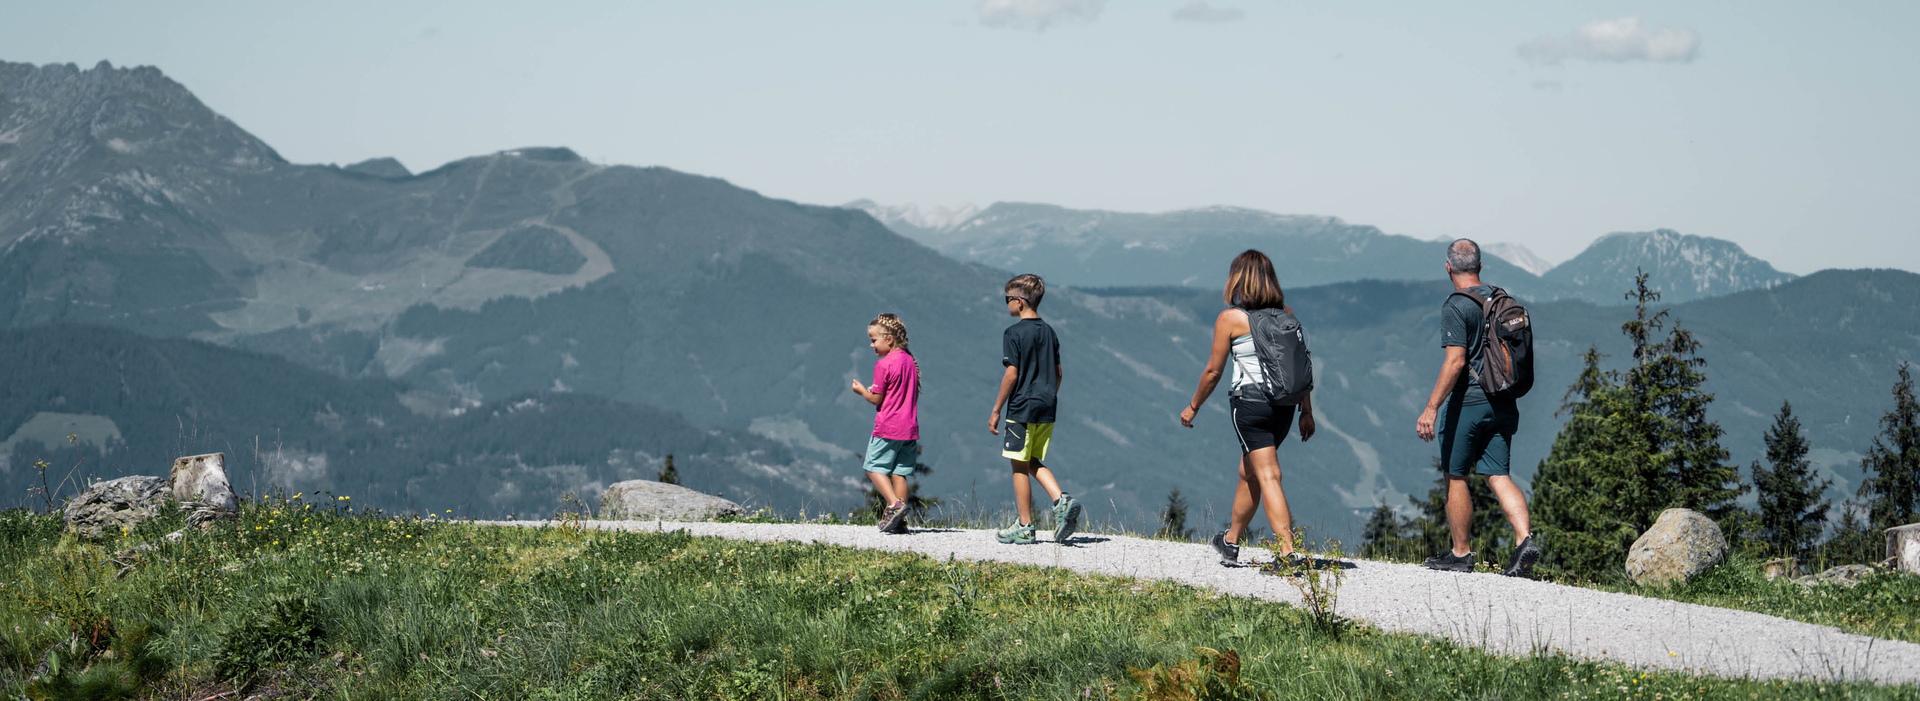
[598,480,742,521]
[170,452,238,513]
[1626,508,1727,586]
[63,475,169,539]
[1887,523,1920,575]
[473,520,1920,685]
[1794,564,1877,589]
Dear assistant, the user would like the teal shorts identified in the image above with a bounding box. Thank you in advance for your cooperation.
[862,436,919,476]
[1438,399,1518,477]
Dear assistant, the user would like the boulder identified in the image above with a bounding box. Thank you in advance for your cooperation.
[1793,564,1877,588]
[599,480,743,521]
[1626,508,1727,586]
[1887,523,1920,575]
[1761,557,1797,581]
[170,452,238,513]
[63,476,169,539]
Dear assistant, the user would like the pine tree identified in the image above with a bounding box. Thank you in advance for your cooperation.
[1533,272,1747,578]
[1859,362,1920,531]
[1360,504,1412,560]
[657,453,678,485]
[1752,401,1831,558]
[1157,488,1192,541]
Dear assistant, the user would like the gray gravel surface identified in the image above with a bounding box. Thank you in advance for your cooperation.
[476,519,1920,685]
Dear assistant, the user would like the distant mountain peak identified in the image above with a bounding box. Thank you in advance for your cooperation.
[1483,242,1555,277]
[1545,228,1794,302]
[342,157,412,179]
[847,200,983,233]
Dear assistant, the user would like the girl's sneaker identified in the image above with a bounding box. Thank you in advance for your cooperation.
[995,522,1037,544]
[1051,494,1083,543]
[877,503,908,533]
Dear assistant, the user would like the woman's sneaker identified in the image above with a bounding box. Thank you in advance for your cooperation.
[995,522,1037,545]
[1051,494,1083,543]
[1503,535,1541,578]
[1423,550,1475,572]
[1209,531,1240,565]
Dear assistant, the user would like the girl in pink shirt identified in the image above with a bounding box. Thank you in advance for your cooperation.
[850,313,921,534]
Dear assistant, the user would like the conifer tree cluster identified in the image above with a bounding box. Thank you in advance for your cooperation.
[1858,363,1920,532]
[1531,272,1747,578]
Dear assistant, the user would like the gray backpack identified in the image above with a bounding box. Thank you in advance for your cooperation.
[1247,307,1313,405]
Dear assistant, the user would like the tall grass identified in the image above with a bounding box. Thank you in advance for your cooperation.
[1,500,1915,699]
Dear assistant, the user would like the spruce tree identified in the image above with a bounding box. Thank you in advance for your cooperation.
[1620,273,1746,519]
[1157,488,1192,541]
[657,453,678,485]
[1859,362,1920,531]
[1752,401,1831,558]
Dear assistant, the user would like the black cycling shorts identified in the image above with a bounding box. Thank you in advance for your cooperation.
[1230,393,1296,453]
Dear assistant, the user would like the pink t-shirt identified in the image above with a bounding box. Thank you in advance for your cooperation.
[870,350,920,440]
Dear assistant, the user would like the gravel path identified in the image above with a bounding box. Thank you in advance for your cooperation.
[478,519,1920,685]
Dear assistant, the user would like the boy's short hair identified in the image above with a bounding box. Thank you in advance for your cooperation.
[1005,274,1046,308]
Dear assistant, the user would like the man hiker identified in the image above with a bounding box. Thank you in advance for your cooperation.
[1414,238,1541,577]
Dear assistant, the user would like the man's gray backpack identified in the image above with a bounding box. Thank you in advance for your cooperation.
[1247,307,1313,405]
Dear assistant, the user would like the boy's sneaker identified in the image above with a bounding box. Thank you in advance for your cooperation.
[877,503,907,533]
[995,522,1037,545]
[1209,531,1240,565]
[1051,493,1083,543]
[1423,550,1475,572]
[1503,535,1541,578]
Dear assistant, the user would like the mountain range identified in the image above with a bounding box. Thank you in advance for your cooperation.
[3,60,1910,538]
[852,201,1797,305]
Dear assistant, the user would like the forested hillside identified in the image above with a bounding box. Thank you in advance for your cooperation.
[0,325,847,515]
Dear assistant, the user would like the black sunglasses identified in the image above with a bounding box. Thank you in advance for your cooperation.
[1005,295,1028,304]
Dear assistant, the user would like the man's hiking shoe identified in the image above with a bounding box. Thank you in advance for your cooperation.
[1258,552,1311,576]
[1503,535,1540,578]
[1424,550,1475,572]
[1051,493,1083,543]
[877,503,908,534]
[1209,531,1240,565]
[996,522,1037,545]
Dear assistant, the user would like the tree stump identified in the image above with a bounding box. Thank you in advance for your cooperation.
[1888,523,1920,575]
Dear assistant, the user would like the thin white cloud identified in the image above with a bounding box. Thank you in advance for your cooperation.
[1518,17,1700,66]
[1171,0,1245,24]
[978,0,1104,31]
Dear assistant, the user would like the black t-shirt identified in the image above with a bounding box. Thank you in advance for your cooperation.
[1440,286,1491,407]
[1001,318,1061,424]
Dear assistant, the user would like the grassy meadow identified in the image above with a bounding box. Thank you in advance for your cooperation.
[1,498,1917,700]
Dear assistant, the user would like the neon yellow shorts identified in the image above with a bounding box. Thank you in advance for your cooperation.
[1001,421,1053,462]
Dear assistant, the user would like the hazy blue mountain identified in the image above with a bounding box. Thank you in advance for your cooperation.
[0,325,845,515]
[857,202,1795,305]
[1542,229,1796,304]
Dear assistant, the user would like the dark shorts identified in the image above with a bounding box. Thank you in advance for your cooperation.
[1438,399,1519,477]
[1230,393,1296,453]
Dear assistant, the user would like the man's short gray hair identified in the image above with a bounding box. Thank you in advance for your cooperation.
[1447,238,1481,274]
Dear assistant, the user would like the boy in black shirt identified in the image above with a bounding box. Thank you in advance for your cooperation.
[990,274,1083,544]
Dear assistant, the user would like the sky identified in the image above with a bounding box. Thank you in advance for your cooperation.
[4,0,1916,273]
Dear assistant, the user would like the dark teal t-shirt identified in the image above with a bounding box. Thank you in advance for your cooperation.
[1440,286,1491,407]
[1001,318,1060,424]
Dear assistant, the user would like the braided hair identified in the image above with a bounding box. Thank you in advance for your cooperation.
[869,313,922,390]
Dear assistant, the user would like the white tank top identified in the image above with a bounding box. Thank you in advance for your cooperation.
[1230,333,1264,392]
